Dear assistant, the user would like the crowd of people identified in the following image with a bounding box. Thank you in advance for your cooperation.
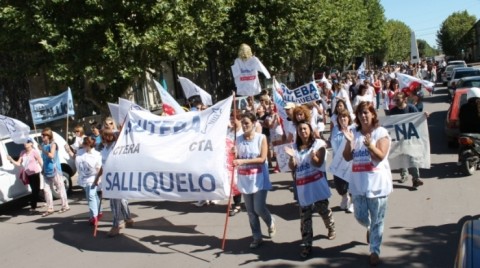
[8,60,438,266]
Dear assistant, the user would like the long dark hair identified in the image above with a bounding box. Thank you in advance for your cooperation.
[295,121,316,150]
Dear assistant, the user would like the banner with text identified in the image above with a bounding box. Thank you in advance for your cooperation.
[381,112,431,169]
[29,88,75,125]
[281,81,321,104]
[102,96,233,200]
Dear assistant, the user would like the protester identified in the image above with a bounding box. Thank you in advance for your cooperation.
[265,102,284,173]
[94,128,134,237]
[76,136,102,226]
[372,74,382,110]
[285,121,335,258]
[389,92,425,188]
[352,84,373,111]
[90,122,103,151]
[70,125,86,153]
[7,138,43,215]
[329,109,354,213]
[226,110,244,216]
[103,116,118,131]
[342,101,393,266]
[233,111,275,249]
[38,127,70,217]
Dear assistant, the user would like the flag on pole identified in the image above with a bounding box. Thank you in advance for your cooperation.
[0,115,30,144]
[107,102,120,126]
[118,98,148,126]
[178,76,213,106]
[154,79,186,115]
[28,88,75,125]
[396,72,435,92]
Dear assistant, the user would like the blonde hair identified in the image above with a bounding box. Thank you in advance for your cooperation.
[238,43,253,60]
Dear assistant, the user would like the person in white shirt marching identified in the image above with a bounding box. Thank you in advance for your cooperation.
[75,136,102,226]
[285,121,335,259]
[342,101,393,266]
[233,112,276,249]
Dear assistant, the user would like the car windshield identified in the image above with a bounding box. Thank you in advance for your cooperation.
[5,142,25,161]
[455,70,480,78]
[459,80,480,87]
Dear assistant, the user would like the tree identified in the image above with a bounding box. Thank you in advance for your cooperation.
[383,20,411,64]
[437,10,477,58]
[417,39,437,58]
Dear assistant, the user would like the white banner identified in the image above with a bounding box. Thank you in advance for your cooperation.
[29,88,75,125]
[281,81,321,104]
[273,144,292,173]
[328,139,352,182]
[381,112,431,169]
[154,79,186,115]
[0,115,30,144]
[107,102,119,125]
[102,96,233,200]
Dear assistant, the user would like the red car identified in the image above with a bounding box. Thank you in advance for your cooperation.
[445,88,469,147]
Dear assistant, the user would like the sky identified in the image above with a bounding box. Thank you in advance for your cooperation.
[380,0,480,48]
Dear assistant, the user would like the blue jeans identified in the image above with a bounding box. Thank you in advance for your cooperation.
[352,195,388,255]
[84,184,100,218]
[243,190,273,240]
[110,199,131,227]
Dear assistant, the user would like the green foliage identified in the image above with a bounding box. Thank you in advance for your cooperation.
[437,10,477,57]
[384,20,411,64]
[417,39,438,58]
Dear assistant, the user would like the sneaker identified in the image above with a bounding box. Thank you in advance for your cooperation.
[340,194,349,210]
[369,253,380,266]
[194,200,208,207]
[249,238,263,249]
[107,227,121,237]
[300,246,312,258]
[327,228,336,240]
[346,202,354,213]
[412,178,424,188]
[268,218,276,238]
[209,200,219,205]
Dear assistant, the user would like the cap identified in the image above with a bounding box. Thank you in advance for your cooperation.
[284,102,296,109]
[26,137,34,143]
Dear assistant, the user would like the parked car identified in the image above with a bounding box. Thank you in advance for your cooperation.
[0,130,76,205]
[455,76,480,90]
[448,67,480,97]
[455,219,480,268]
[445,88,469,147]
[443,60,468,85]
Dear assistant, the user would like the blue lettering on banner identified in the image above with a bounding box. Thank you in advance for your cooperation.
[105,171,216,196]
[384,122,419,142]
[125,116,201,136]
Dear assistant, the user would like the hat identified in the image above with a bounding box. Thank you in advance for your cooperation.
[26,137,34,143]
[284,102,296,109]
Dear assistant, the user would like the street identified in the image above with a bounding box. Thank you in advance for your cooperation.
[1,85,478,268]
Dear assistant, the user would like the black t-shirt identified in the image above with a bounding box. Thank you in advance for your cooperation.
[389,104,418,115]
[459,101,480,134]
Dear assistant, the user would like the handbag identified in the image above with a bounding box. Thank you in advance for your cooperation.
[18,167,29,185]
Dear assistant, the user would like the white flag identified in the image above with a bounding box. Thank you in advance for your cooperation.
[0,115,31,144]
[178,76,213,106]
[107,102,120,126]
[118,98,148,126]
[396,72,435,92]
[154,79,186,115]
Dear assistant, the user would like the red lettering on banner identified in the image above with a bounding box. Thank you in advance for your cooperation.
[352,162,374,172]
[238,166,262,175]
[240,75,256,81]
[296,172,323,186]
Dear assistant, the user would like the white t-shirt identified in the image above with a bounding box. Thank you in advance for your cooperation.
[76,149,102,187]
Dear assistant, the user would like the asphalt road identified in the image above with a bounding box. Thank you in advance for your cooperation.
[1,85,478,268]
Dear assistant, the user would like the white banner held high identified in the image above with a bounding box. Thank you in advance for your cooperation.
[102,96,233,200]
[118,98,148,126]
[282,81,321,104]
[29,88,75,125]
[381,112,430,170]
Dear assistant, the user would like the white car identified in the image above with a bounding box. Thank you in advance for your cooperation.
[447,67,480,97]
[442,60,467,85]
[0,130,76,205]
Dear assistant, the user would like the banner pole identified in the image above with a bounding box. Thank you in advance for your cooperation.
[221,92,236,251]
[66,116,69,142]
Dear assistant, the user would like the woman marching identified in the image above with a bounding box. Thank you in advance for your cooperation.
[94,128,134,237]
[38,127,70,216]
[285,121,335,258]
[75,136,102,226]
[233,111,276,249]
[342,101,393,266]
[8,138,43,214]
